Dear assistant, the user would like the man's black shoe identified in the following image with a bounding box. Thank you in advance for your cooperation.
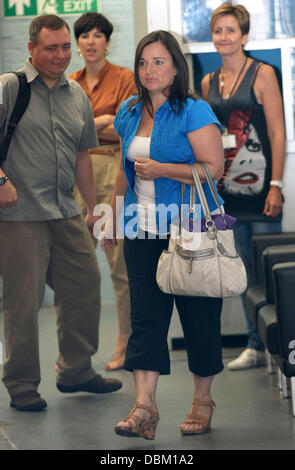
[56,374,122,394]
[10,390,47,412]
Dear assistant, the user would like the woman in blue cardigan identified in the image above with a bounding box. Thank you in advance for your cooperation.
[101,30,224,439]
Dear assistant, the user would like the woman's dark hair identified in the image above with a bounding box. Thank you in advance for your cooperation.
[130,30,198,116]
[74,12,113,41]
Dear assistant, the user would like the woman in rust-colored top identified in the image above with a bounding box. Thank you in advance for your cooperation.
[69,12,137,371]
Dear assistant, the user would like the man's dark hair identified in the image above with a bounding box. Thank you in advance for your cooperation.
[74,12,113,41]
[29,15,70,45]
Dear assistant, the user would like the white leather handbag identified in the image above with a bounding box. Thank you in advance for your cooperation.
[156,164,247,298]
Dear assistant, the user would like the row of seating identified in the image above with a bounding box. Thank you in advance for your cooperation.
[246,232,295,416]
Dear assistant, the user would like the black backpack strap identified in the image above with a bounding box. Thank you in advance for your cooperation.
[0,72,31,165]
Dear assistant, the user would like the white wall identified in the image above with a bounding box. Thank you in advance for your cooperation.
[282,153,295,231]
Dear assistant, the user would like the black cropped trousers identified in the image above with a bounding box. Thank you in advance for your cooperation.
[123,234,224,377]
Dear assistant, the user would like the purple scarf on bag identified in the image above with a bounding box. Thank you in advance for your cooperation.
[187,213,237,232]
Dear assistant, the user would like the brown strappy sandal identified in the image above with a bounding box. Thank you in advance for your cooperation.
[180,399,216,435]
[114,402,160,440]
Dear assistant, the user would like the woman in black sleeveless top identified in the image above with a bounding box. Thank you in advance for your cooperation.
[202,2,285,371]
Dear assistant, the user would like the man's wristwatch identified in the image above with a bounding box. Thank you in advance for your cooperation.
[270,180,283,189]
[0,176,8,186]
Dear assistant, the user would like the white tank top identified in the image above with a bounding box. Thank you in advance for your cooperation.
[126,136,157,234]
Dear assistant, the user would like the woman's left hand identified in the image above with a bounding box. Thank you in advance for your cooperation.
[134,158,163,180]
[263,186,283,217]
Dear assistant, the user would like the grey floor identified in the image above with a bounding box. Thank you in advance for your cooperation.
[0,299,295,451]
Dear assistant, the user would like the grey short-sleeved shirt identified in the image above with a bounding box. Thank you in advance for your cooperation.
[0,59,98,221]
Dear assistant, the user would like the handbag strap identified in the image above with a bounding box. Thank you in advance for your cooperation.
[180,164,230,256]
[180,166,217,233]
[180,163,227,233]
[190,165,213,223]
[199,163,228,227]
[180,182,196,222]
[190,164,230,255]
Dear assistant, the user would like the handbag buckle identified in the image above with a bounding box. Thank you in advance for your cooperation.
[207,225,217,240]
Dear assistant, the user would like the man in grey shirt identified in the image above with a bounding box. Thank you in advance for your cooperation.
[0,15,122,411]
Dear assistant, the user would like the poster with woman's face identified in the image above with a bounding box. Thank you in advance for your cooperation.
[223,125,266,196]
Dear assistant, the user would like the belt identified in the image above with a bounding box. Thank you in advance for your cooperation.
[89,144,120,156]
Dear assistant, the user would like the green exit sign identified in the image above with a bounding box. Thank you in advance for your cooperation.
[2,0,99,18]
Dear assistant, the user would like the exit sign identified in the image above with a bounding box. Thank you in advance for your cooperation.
[2,0,99,18]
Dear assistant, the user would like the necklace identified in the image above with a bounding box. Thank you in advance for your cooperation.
[220,57,248,99]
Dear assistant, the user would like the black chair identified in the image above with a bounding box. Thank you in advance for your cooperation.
[257,247,295,415]
[246,232,295,330]
[257,245,295,357]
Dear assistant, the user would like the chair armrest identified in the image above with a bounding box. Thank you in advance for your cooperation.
[272,262,295,361]
[251,232,295,285]
[262,245,295,304]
